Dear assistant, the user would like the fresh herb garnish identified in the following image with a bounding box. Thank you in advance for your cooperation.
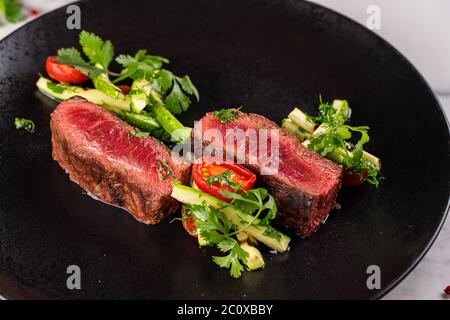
[54,32,123,99]
[39,30,199,144]
[307,97,349,127]
[0,0,21,23]
[162,72,199,115]
[213,109,239,124]
[115,49,169,82]
[54,31,115,79]
[306,97,382,187]
[186,203,249,278]
[14,117,35,133]
[221,188,277,226]
[54,47,103,79]
[184,187,280,277]
[115,51,199,115]
[79,31,114,71]
[205,170,242,192]
[157,157,174,180]
[129,130,150,139]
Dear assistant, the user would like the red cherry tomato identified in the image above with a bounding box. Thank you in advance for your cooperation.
[342,169,368,187]
[192,158,257,202]
[181,206,198,238]
[444,285,450,296]
[117,84,131,95]
[45,55,88,84]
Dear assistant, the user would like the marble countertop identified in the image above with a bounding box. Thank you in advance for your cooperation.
[0,0,448,300]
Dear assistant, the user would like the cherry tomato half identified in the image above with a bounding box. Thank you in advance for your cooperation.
[181,205,198,238]
[192,158,257,202]
[45,55,88,84]
[117,84,131,95]
[342,168,368,187]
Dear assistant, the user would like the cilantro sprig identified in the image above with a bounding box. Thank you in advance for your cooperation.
[186,203,249,278]
[55,47,104,79]
[306,97,382,187]
[115,53,199,114]
[51,30,199,115]
[54,31,115,79]
[114,49,169,82]
[79,31,114,70]
[184,187,279,278]
[221,188,277,226]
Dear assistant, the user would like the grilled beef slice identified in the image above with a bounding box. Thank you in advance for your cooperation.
[193,109,343,237]
[51,96,191,224]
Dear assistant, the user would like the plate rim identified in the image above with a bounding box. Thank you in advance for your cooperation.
[0,0,448,300]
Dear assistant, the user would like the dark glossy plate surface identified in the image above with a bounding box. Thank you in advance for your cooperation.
[0,0,448,299]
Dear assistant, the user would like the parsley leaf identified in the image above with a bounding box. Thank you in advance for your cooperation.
[212,241,248,278]
[164,81,191,114]
[306,97,382,187]
[0,0,21,23]
[54,48,103,79]
[115,49,169,82]
[177,75,199,101]
[152,69,173,93]
[162,73,200,115]
[221,188,277,226]
[115,49,199,114]
[186,203,248,278]
[54,31,115,80]
[79,31,114,70]
[307,96,349,127]
[14,117,35,133]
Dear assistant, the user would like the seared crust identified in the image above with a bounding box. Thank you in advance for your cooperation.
[51,97,191,224]
[193,109,343,237]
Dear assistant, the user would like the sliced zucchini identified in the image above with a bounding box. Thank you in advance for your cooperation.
[240,242,265,270]
[93,73,123,99]
[129,79,153,113]
[171,185,290,253]
[36,76,131,111]
[282,118,311,142]
[288,107,316,134]
[362,150,381,170]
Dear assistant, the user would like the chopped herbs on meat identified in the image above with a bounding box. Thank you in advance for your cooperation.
[213,109,239,124]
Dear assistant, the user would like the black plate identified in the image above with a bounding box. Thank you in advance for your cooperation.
[0,0,448,299]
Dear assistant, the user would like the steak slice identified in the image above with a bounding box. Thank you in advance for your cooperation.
[193,109,343,237]
[51,96,191,224]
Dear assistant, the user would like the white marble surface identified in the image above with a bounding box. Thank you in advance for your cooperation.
[0,0,448,300]
[0,0,72,38]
